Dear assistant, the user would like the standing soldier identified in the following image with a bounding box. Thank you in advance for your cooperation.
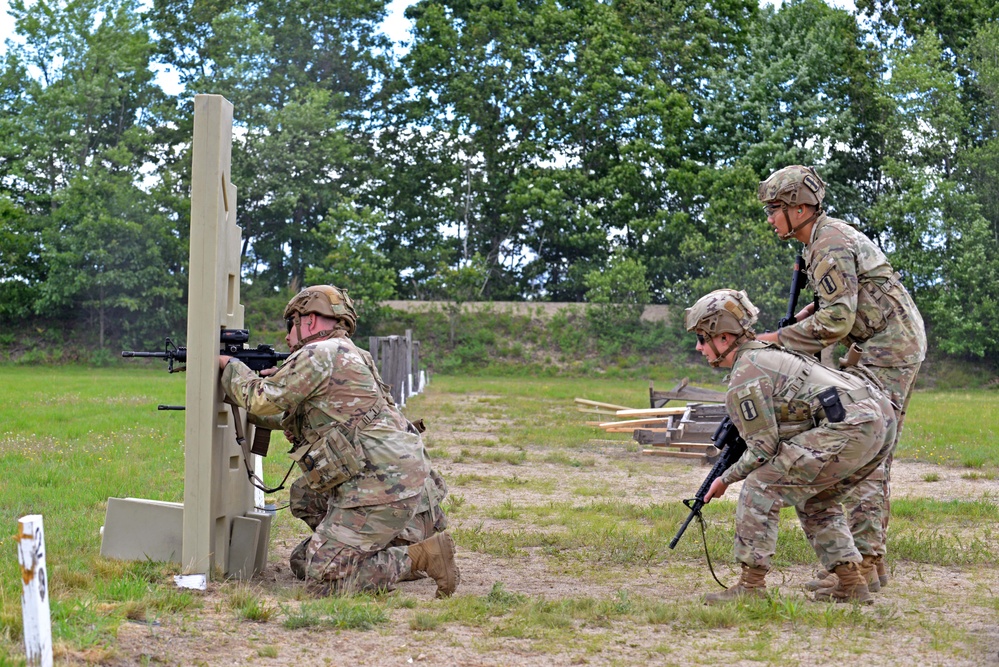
[755,165,927,591]
[688,289,895,604]
[218,285,458,598]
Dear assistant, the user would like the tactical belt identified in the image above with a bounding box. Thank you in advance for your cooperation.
[779,385,873,424]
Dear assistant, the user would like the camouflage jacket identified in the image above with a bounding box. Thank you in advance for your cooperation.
[778,214,926,368]
[221,332,429,508]
[720,342,884,485]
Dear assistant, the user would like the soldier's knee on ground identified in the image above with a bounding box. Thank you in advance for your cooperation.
[289,536,310,581]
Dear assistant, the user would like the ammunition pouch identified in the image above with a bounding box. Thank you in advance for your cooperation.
[849,272,902,343]
[778,386,874,425]
[817,387,846,423]
[289,428,363,495]
[288,397,387,494]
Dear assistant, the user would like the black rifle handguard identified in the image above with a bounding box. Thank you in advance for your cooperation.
[777,254,806,329]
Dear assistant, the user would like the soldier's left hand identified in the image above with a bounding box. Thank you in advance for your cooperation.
[704,478,729,503]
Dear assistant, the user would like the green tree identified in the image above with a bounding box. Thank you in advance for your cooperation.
[151,0,395,291]
[0,0,184,343]
[583,249,650,322]
[304,203,398,336]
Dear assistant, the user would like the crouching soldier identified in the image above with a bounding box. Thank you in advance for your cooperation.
[686,289,895,604]
[219,285,458,598]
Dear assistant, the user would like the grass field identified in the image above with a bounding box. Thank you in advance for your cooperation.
[0,366,997,665]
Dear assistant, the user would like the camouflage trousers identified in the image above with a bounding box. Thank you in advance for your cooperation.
[290,470,449,546]
[843,362,921,556]
[288,471,449,592]
[288,491,421,593]
[734,400,894,571]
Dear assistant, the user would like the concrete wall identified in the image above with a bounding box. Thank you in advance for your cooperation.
[380,301,672,323]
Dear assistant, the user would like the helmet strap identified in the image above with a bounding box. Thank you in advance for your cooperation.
[778,203,821,241]
[289,314,336,352]
[706,332,753,367]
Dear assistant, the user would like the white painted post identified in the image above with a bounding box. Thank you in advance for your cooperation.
[17,515,52,667]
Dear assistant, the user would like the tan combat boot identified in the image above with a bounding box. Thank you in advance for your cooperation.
[803,569,835,592]
[407,533,460,598]
[874,555,889,588]
[703,565,768,605]
[859,554,881,592]
[813,562,872,605]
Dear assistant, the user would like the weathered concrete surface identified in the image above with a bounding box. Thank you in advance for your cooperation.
[381,301,672,322]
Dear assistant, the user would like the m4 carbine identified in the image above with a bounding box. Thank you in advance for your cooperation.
[122,328,291,485]
[668,417,748,549]
[122,328,288,373]
[777,254,806,329]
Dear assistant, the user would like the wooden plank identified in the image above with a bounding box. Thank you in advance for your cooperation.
[17,515,53,667]
[641,450,705,459]
[615,407,688,417]
[588,439,633,445]
[596,416,673,429]
[677,422,719,434]
[577,407,620,416]
[604,427,672,433]
[650,379,726,405]
[575,398,633,411]
[650,443,719,454]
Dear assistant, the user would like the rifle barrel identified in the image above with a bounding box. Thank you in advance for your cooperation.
[121,351,174,358]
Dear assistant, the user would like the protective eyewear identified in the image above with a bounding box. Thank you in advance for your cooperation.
[285,317,295,333]
[764,202,784,216]
[696,333,707,345]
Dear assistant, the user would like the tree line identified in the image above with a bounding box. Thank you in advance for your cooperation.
[0,0,997,362]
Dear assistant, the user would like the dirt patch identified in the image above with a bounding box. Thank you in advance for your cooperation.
[52,394,999,667]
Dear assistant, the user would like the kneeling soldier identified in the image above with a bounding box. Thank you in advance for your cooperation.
[687,289,895,604]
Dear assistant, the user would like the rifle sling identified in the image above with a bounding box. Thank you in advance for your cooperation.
[229,403,294,495]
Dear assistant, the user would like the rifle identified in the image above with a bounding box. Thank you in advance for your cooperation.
[121,328,289,373]
[777,254,806,329]
[668,418,747,550]
[122,328,289,462]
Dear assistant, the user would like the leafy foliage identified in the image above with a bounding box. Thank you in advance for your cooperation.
[0,0,998,366]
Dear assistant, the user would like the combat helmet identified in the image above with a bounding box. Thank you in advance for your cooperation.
[685,289,759,366]
[758,165,826,240]
[284,285,357,350]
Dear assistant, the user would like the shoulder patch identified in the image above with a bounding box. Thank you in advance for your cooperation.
[734,383,770,437]
[811,255,851,301]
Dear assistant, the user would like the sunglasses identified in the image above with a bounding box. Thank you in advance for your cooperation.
[286,317,295,333]
[696,333,707,344]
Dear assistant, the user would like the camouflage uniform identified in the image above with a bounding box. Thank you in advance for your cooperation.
[221,330,432,593]
[720,341,896,571]
[776,212,926,556]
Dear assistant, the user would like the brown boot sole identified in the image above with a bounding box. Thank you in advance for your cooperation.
[433,533,460,598]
